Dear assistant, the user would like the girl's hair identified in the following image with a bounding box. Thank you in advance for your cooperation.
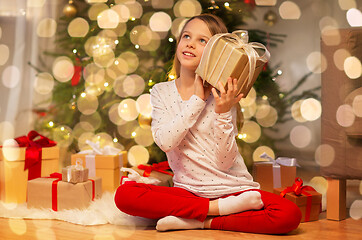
[168,14,228,80]
[168,13,244,131]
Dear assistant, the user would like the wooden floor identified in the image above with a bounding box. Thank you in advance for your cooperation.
[0,212,361,240]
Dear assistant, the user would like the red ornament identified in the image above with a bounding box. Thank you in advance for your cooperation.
[71,58,82,86]
[244,0,256,7]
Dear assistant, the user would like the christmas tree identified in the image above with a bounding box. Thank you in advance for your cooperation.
[33,0,319,168]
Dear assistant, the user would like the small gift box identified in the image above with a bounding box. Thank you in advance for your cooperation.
[62,160,89,183]
[27,173,102,211]
[274,178,322,222]
[0,131,59,203]
[121,162,173,187]
[252,153,298,193]
[71,140,127,192]
[196,30,270,96]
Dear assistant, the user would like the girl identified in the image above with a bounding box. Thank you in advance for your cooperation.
[115,14,302,234]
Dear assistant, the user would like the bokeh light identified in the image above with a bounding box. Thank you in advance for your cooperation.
[290,125,311,148]
[108,103,127,125]
[8,219,27,235]
[84,63,105,85]
[130,25,153,46]
[114,75,129,98]
[300,98,322,121]
[111,4,130,23]
[27,0,46,7]
[333,48,350,71]
[78,132,96,150]
[338,0,357,10]
[140,31,161,51]
[52,125,73,147]
[149,12,172,32]
[173,0,202,18]
[346,8,362,27]
[97,9,119,29]
[134,127,154,146]
[119,51,139,74]
[52,56,74,83]
[315,144,335,167]
[308,176,328,194]
[0,44,9,65]
[117,120,138,139]
[136,94,152,117]
[319,16,339,32]
[241,102,257,120]
[252,146,275,162]
[88,3,109,21]
[344,56,362,79]
[123,74,145,97]
[34,72,54,95]
[128,145,150,166]
[279,1,301,20]
[2,139,20,161]
[118,98,139,121]
[239,87,256,107]
[256,105,278,127]
[73,122,95,139]
[107,58,128,79]
[255,0,276,6]
[239,120,261,143]
[68,18,89,37]
[306,51,327,73]
[92,132,114,148]
[37,18,57,37]
[2,66,20,89]
[152,0,174,9]
[125,1,143,19]
[336,104,355,127]
[321,26,341,46]
[171,17,188,38]
[138,114,152,129]
[291,100,307,123]
[349,200,362,220]
[77,93,99,115]
[352,95,362,117]
[80,112,102,131]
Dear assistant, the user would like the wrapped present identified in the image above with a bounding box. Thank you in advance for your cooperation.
[274,178,322,222]
[62,160,89,183]
[27,172,102,211]
[71,140,127,192]
[252,153,298,192]
[121,162,173,187]
[0,131,59,203]
[195,30,270,96]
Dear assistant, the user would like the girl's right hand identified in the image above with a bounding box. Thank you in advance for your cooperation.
[194,75,212,101]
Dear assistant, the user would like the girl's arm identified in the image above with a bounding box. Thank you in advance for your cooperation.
[151,85,206,152]
[213,108,239,171]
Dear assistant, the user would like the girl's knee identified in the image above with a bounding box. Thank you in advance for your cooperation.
[277,201,302,233]
[114,183,136,212]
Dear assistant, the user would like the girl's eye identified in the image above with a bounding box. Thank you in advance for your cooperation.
[200,39,207,44]
[183,34,190,39]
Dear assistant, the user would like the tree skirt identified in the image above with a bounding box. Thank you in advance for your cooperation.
[0,192,156,227]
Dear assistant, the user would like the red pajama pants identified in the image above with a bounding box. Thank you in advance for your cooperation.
[114,182,302,234]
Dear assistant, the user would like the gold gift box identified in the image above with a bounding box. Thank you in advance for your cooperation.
[71,151,127,192]
[61,166,89,183]
[196,34,267,97]
[27,177,102,210]
[0,146,59,203]
[132,165,173,187]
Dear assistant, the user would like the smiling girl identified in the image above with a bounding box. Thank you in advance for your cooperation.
[115,14,302,234]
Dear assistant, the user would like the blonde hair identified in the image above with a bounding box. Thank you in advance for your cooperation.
[168,13,244,130]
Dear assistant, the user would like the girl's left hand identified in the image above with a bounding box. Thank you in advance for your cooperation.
[211,77,244,114]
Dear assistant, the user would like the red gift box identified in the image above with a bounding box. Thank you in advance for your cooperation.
[274,178,322,222]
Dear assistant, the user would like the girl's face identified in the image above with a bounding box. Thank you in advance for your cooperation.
[176,19,212,73]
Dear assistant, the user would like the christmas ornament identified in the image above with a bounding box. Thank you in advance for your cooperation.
[63,1,77,18]
[263,10,278,26]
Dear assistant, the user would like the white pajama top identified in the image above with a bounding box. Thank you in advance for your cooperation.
[150,80,260,198]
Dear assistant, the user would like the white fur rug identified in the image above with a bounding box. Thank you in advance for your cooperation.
[0,192,156,227]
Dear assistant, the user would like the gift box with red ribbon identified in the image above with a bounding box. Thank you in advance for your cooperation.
[0,131,59,203]
[274,177,322,222]
[131,161,174,187]
[27,173,102,211]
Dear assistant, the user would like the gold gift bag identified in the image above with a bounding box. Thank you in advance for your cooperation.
[196,30,270,97]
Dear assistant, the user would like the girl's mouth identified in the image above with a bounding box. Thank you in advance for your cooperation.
[183,51,196,57]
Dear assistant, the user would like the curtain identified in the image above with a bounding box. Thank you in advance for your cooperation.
[0,0,63,144]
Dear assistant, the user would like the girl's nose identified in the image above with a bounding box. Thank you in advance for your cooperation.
[186,40,195,49]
